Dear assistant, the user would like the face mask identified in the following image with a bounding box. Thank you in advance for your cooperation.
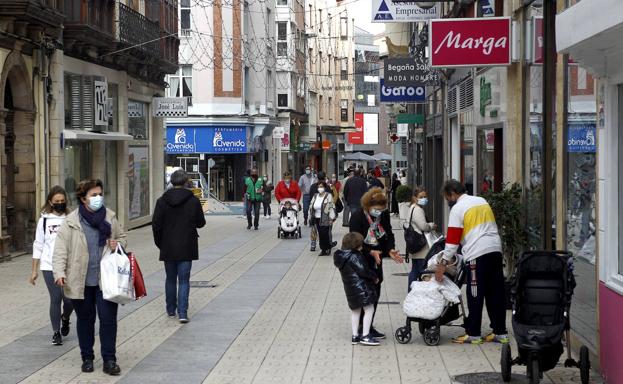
[52,203,67,213]
[317,187,325,194]
[305,169,311,175]
[88,195,104,211]
[369,208,384,217]
[417,198,428,206]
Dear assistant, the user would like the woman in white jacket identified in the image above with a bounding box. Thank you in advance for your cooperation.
[29,186,73,346]
[404,187,437,290]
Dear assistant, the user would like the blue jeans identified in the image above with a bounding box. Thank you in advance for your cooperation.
[72,286,118,362]
[164,261,192,318]
[407,259,427,292]
[302,194,311,221]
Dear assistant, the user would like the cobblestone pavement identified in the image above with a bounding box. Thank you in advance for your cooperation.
[0,213,604,384]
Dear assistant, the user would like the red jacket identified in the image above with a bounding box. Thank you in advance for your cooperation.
[275,180,302,202]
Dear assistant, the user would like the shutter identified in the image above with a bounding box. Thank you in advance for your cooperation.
[82,75,94,130]
[447,86,458,116]
[459,77,474,110]
[70,74,82,130]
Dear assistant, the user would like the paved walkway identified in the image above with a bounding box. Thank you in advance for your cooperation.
[0,213,604,383]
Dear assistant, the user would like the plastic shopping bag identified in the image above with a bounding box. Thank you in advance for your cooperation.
[100,244,134,304]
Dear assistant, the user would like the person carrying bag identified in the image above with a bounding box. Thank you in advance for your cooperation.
[402,187,436,291]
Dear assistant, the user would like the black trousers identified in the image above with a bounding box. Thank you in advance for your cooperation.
[316,224,332,251]
[465,252,507,336]
[246,200,261,228]
[262,201,271,216]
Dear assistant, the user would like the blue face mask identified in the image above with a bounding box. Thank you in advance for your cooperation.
[88,195,104,211]
[369,208,385,218]
[417,198,428,206]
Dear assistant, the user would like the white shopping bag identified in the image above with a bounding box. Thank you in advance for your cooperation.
[100,244,134,304]
[425,231,442,248]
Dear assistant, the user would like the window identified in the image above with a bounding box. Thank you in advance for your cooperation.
[319,95,324,119]
[278,93,288,108]
[180,0,191,36]
[64,73,116,131]
[329,97,333,120]
[167,65,193,98]
[128,100,148,140]
[277,22,287,57]
[340,99,348,122]
[277,0,287,5]
[328,55,332,76]
[318,9,322,33]
[341,58,348,80]
[340,17,348,38]
[64,141,92,207]
[128,145,150,219]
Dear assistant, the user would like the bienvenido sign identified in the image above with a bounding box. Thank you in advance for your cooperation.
[429,17,511,68]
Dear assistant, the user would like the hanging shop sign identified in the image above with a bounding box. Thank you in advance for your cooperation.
[153,97,188,118]
[567,123,596,153]
[429,17,511,68]
[348,113,379,145]
[372,0,440,23]
[478,0,495,17]
[380,79,426,103]
[94,80,108,126]
[384,58,441,87]
[165,126,248,154]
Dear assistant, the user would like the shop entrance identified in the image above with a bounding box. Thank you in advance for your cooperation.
[477,127,503,194]
[0,52,36,255]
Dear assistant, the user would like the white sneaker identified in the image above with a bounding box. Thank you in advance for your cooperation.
[267,215,271,219]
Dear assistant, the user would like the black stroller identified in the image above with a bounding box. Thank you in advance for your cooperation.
[501,250,590,384]
[394,237,466,346]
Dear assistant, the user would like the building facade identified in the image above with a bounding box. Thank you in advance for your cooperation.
[165,0,278,201]
[0,0,179,260]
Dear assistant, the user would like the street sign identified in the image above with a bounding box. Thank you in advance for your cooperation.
[372,0,440,23]
[396,114,425,124]
[384,58,441,87]
[380,80,426,103]
[429,17,512,68]
[153,97,188,118]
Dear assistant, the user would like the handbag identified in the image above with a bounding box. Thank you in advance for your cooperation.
[404,206,428,254]
[335,196,344,214]
[128,251,147,300]
[100,244,134,304]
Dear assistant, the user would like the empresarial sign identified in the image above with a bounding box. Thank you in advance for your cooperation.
[372,0,440,23]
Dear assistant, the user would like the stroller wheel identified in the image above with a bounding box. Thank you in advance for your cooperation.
[423,327,440,346]
[394,327,412,344]
[528,357,540,384]
[579,346,590,384]
[277,228,281,239]
[418,322,426,335]
[501,343,512,382]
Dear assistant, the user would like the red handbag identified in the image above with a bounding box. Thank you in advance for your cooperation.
[128,252,147,300]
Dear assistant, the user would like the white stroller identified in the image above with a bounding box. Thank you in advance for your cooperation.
[277,198,302,239]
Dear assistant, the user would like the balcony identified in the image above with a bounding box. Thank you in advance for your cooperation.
[119,3,160,56]
[0,0,64,40]
[63,0,115,55]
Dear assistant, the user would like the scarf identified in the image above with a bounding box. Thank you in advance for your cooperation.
[364,212,386,246]
[79,204,112,246]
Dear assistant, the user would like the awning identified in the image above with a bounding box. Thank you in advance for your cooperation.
[62,130,134,141]
[372,153,393,161]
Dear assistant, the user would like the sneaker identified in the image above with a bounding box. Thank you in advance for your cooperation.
[351,335,361,345]
[61,315,70,337]
[360,335,380,346]
[310,246,316,252]
[267,215,271,219]
[103,361,121,376]
[81,359,94,373]
[369,327,386,340]
[179,317,189,324]
[484,333,510,344]
[452,334,484,344]
[52,331,63,346]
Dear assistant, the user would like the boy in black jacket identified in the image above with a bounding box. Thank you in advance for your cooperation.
[333,232,380,346]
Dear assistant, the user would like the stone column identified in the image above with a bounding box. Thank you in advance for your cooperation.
[0,108,9,261]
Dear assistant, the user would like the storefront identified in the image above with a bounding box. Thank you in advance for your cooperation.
[165,124,254,201]
[557,2,623,382]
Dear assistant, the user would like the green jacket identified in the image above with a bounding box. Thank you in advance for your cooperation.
[245,176,265,201]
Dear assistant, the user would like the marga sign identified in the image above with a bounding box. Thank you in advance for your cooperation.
[429,17,511,68]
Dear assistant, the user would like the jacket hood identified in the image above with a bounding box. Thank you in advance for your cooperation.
[162,188,195,207]
[333,249,357,269]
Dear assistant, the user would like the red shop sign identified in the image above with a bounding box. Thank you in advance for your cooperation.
[348,113,364,145]
[429,17,511,68]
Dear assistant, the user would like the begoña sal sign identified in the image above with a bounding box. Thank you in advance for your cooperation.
[429,17,511,68]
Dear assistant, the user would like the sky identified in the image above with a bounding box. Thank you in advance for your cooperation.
[345,0,386,35]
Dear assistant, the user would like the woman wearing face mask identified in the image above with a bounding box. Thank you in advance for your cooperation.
[309,181,336,256]
[53,179,126,376]
[29,186,73,346]
[349,187,403,339]
[275,171,302,203]
[405,187,437,290]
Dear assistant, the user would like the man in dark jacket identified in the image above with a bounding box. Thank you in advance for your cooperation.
[152,170,206,323]
[343,169,368,217]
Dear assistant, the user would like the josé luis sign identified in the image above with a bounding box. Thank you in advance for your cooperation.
[166,126,248,154]
[429,17,511,68]
[380,79,426,103]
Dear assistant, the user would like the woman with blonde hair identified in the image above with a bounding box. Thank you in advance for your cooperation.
[348,187,403,339]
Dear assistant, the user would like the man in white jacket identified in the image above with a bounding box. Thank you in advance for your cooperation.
[435,180,508,345]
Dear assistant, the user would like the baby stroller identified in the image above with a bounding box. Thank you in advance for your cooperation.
[500,250,590,384]
[277,198,302,239]
[394,237,466,346]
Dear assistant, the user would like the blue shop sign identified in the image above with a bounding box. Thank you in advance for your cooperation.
[567,123,596,153]
[379,79,426,103]
[166,126,248,154]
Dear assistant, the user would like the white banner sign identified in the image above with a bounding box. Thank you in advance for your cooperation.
[272,126,285,139]
[397,123,409,137]
[372,0,440,23]
[153,97,188,118]
[94,81,108,126]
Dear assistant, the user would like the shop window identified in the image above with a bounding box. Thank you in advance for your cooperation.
[128,101,149,139]
[65,73,114,131]
[128,146,150,220]
[277,22,287,57]
[63,141,92,207]
[340,99,348,122]
[180,0,191,36]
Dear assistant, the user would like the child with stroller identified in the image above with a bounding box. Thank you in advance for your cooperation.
[280,200,295,217]
[334,232,381,346]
